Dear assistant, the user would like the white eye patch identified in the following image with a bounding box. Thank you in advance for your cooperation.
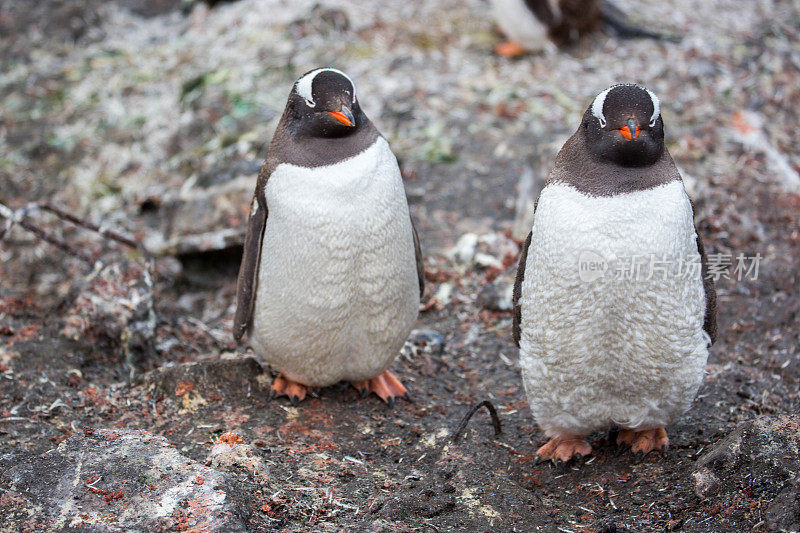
[294,68,357,108]
[591,84,660,128]
[591,86,613,128]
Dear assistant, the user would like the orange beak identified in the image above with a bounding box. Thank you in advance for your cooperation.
[328,105,355,127]
[620,118,641,140]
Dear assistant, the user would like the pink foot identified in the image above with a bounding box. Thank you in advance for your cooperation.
[535,435,592,464]
[351,370,407,408]
[617,427,669,457]
[268,374,308,406]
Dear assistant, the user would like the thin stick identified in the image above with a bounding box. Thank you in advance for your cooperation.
[39,202,146,254]
[450,400,502,442]
[1,200,152,266]
[0,201,22,241]
[0,203,96,265]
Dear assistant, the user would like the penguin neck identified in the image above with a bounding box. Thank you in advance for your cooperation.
[270,109,380,170]
[548,132,680,197]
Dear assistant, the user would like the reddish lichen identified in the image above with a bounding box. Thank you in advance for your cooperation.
[104,491,124,502]
[217,432,243,446]
[174,381,195,397]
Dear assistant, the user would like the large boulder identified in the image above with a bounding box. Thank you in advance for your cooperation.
[0,429,249,531]
[692,415,800,531]
[141,356,270,403]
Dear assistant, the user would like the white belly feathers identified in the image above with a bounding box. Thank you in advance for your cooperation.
[519,180,709,437]
[250,137,420,387]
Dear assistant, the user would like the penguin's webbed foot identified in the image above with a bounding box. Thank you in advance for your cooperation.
[350,370,407,408]
[269,374,308,406]
[534,435,592,465]
[494,40,528,58]
[616,427,669,458]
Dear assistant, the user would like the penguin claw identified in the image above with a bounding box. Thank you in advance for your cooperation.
[269,374,308,405]
[616,428,636,447]
[350,371,407,408]
[534,435,592,465]
[617,428,669,459]
[350,381,369,398]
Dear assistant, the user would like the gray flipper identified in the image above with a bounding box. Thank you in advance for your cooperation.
[233,166,270,343]
[695,233,718,344]
[411,216,425,297]
[512,230,533,347]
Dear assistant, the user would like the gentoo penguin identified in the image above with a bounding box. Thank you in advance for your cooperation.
[233,68,424,406]
[491,0,675,57]
[512,84,717,462]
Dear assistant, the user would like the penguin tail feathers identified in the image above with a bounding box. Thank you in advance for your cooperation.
[600,0,682,43]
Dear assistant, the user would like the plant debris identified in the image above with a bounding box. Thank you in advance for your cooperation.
[450,400,503,442]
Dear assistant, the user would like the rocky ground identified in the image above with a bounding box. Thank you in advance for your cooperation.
[1,0,799,531]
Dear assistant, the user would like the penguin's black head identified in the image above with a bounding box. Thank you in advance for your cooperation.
[287,68,363,138]
[581,84,664,167]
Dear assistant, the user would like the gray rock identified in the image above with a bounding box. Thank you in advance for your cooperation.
[140,175,255,257]
[287,3,350,37]
[1,429,248,531]
[205,433,269,483]
[447,233,479,265]
[767,481,800,532]
[693,415,800,502]
[476,282,514,312]
[446,232,519,275]
[409,329,445,355]
[691,468,720,499]
[473,252,502,269]
[142,356,269,402]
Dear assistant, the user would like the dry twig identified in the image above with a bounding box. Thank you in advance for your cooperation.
[450,400,502,442]
[39,202,145,253]
[0,202,96,264]
[0,201,150,261]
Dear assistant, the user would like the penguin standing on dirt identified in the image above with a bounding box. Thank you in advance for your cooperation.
[234,68,424,407]
[512,84,717,462]
[491,0,676,57]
